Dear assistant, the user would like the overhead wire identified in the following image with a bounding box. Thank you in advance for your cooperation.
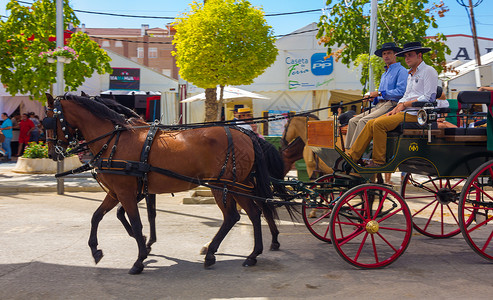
[15,1,323,20]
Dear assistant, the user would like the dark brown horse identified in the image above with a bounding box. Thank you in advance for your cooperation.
[44,94,282,274]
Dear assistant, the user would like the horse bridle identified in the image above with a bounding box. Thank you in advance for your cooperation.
[42,97,80,156]
[280,117,294,149]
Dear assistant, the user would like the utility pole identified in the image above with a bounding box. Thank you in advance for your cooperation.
[469,0,481,66]
[56,0,64,195]
[368,0,378,92]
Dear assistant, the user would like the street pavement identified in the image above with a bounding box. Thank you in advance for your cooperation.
[1,164,493,299]
[0,161,102,193]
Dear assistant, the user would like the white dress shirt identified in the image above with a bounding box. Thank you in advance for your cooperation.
[400,61,439,115]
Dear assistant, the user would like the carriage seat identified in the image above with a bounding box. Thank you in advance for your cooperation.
[457,91,491,105]
[442,91,490,141]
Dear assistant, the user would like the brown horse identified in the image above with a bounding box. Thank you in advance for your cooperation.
[44,94,282,274]
[280,115,333,178]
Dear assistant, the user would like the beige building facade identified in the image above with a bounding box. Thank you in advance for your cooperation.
[78,24,179,80]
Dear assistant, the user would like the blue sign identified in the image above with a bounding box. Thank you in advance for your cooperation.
[311,53,333,76]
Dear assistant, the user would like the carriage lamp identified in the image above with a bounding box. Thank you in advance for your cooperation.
[417,103,437,127]
[417,103,438,143]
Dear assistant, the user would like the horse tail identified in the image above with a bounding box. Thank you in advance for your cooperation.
[257,138,300,221]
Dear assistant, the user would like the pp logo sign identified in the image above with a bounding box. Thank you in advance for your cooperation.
[409,142,419,152]
[311,53,333,76]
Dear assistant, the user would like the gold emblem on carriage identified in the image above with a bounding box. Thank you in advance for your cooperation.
[409,142,419,152]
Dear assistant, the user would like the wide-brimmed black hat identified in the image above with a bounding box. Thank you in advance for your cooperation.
[396,41,432,57]
[374,42,402,57]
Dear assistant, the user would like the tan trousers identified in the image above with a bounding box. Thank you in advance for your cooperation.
[347,112,418,165]
[345,101,396,149]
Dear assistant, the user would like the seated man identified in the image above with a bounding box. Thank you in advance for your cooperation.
[347,41,439,168]
[345,42,408,150]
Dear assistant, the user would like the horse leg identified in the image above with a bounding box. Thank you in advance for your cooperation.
[119,195,148,275]
[145,194,157,253]
[88,193,119,264]
[116,205,134,237]
[234,195,263,267]
[204,190,240,268]
[116,194,157,254]
[261,203,280,251]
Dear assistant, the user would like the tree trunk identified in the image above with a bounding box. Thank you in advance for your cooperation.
[204,87,217,122]
[216,85,224,121]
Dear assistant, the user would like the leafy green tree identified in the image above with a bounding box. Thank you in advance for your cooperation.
[0,0,112,100]
[173,0,277,121]
[317,0,450,92]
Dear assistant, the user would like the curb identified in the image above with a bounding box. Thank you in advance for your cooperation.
[0,186,104,193]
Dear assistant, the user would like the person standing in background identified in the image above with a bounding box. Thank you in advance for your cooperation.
[0,113,13,161]
[28,112,42,142]
[17,113,34,157]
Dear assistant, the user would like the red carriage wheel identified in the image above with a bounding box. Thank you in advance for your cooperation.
[459,160,493,261]
[330,184,412,268]
[302,174,343,243]
[401,173,473,238]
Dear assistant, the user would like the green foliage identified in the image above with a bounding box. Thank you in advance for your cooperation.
[0,0,113,101]
[318,0,450,93]
[172,0,278,89]
[22,141,48,158]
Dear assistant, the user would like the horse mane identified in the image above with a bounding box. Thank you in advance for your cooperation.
[92,96,148,126]
[303,113,320,120]
[66,95,147,127]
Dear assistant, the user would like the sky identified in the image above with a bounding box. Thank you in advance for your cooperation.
[1,0,493,38]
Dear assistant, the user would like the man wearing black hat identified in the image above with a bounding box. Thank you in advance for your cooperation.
[345,42,408,150]
[347,41,439,168]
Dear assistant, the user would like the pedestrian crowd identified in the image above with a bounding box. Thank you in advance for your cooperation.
[0,112,44,162]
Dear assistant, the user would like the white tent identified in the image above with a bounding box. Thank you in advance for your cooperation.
[181,86,269,103]
[0,86,44,117]
[440,51,493,97]
[183,23,363,125]
[101,90,161,96]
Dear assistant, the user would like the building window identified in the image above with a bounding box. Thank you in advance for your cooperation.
[162,69,171,77]
[115,41,123,47]
[149,48,158,58]
[102,40,110,48]
[137,47,144,58]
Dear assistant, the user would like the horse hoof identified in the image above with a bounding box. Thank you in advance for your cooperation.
[242,258,257,267]
[270,242,280,251]
[93,250,104,264]
[308,210,318,218]
[204,257,216,269]
[128,262,144,275]
[199,246,208,255]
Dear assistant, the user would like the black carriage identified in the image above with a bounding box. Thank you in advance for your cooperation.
[297,90,493,268]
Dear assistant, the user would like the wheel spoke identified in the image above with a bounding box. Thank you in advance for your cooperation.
[371,234,379,263]
[373,191,388,220]
[345,200,366,220]
[412,198,438,218]
[308,210,331,226]
[376,231,398,252]
[446,203,460,227]
[353,232,369,261]
[377,207,403,224]
[467,215,493,233]
[471,182,493,202]
[338,227,365,246]
[441,204,444,235]
[379,226,409,232]
[481,229,493,252]
[422,201,440,232]
[450,178,464,190]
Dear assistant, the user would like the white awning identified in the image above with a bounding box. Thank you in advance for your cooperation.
[181,86,269,103]
[101,90,161,96]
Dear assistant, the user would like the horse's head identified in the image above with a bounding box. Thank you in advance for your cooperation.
[280,115,319,149]
[43,93,80,161]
